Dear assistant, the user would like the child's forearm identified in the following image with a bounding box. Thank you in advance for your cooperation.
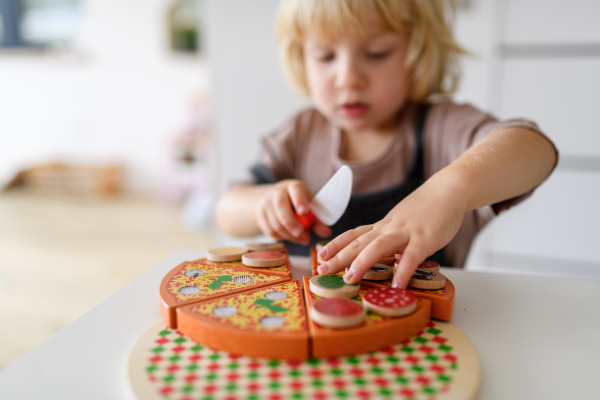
[215,184,273,237]
[428,127,557,213]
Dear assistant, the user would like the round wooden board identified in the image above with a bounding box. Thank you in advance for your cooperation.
[128,319,481,400]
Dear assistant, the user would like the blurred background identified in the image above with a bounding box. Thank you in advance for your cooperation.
[1,0,599,369]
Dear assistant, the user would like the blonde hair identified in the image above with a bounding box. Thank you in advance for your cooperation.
[277,0,467,102]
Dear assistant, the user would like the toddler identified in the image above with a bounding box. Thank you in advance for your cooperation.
[215,0,557,289]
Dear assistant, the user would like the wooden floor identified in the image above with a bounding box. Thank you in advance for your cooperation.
[0,190,213,369]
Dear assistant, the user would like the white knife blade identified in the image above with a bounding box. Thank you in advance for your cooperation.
[310,165,353,226]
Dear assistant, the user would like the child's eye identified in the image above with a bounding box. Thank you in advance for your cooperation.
[317,53,335,62]
[367,51,389,60]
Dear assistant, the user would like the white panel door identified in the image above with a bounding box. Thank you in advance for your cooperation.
[506,0,600,44]
[501,58,600,158]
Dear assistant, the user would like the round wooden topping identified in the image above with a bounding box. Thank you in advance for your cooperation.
[316,240,330,252]
[378,254,396,265]
[394,259,441,274]
[310,298,366,328]
[408,270,447,290]
[362,263,394,281]
[242,251,286,268]
[245,242,286,252]
[309,274,360,299]
[362,288,417,317]
[207,247,248,262]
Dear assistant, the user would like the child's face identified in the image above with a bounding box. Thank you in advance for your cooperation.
[303,25,410,134]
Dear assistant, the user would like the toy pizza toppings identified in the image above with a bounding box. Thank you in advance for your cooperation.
[394,259,441,275]
[362,287,417,318]
[207,247,248,262]
[245,242,286,252]
[309,274,360,299]
[362,263,394,281]
[417,260,441,273]
[408,269,447,290]
[242,251,286,267]
[310,298,366,328]
[377,254,396,265]
[314,297,363,316]
[412,270,436,280]
[364,288,416,308]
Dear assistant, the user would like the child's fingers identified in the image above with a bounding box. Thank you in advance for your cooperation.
[316,225,373,275]
[343,234,409,284]
[287,181,312,216]
[271,190,305,238]
[318,225,372,262]
[393,242,427,289]
[313,221,332,238]
[265,206,309,244]
[257,209,284,241]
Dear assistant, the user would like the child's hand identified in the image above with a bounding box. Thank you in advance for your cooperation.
[255,179,332,244]
[316,180,465,288]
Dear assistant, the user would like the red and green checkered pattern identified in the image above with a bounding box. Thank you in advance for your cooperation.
[138,321,458,400]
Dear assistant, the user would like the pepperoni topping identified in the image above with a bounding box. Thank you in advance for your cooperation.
[314,298,363,316]
[363,288,416,308]
[243,251,284,260]
[418,260,440,269]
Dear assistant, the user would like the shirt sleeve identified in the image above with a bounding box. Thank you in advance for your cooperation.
[424,101,557,214]
[251,113,301,183]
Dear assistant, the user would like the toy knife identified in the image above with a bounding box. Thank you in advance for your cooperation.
[296,165,353,228]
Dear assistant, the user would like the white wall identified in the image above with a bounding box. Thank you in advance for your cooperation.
[204,0,310,194]
[0,0,208,194]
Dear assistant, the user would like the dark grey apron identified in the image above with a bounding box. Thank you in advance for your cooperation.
[250,106,448,266]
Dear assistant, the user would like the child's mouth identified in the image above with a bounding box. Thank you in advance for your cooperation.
[339,102,369,117]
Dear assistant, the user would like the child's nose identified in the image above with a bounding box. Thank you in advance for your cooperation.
[335,58,366,90]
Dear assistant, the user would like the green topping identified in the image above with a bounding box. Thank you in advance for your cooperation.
[317,274,345,288]
[254,298,288,312]
[207,275,232,290]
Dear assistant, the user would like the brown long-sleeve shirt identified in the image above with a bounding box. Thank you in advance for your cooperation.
[253,101,551,268]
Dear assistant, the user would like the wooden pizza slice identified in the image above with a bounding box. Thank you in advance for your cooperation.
[302,276,431,358]
[177,280,309,360]
[159,260,290,329]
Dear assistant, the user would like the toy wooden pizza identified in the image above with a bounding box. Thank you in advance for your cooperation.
[128,243,481,400]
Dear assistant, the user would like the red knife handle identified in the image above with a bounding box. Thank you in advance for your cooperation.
[295,210,316,230]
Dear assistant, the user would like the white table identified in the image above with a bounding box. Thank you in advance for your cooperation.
[1,250,599,399]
